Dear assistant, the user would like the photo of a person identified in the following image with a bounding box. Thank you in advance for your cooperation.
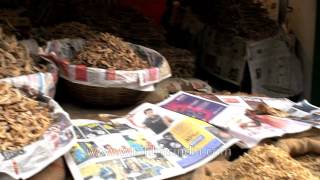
[142,108,173,134]
[157,133,189,158]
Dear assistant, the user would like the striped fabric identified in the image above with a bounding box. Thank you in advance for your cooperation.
[0,62,58,97]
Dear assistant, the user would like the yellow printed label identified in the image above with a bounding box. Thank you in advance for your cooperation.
[170,118,215,152]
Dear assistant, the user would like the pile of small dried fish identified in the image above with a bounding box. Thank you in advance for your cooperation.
[0,28,48,78]
[49,22,96,39]
[0,83,52,151]
[157,46,195,78]
[202,0,278,40]
[212,145,318,179]
[296,155,320,177]
[85,8,167,47]
[72,32,150,70]
[32,22,96,43]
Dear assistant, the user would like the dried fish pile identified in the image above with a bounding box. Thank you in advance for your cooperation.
[204,0,278,40]
[0,83,52,151]
[31,22,97,45]
[72,32,150,70]
[45,22,96,40]
[296,155,320,177]
[212,145,318,180]
[0,28,48,78]
[157,47,195,78]
[87,8,167,47]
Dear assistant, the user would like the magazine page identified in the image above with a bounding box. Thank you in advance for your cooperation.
[158,91,244,129]
[261,98,320,129]
[124,103,238,172]
[159,92,311,148]
[293,100,320,128]
[65,105,238,180]
[218,95,312,135]
[66,119,181,180]
[215,95,252,109]
[222,114,284,148]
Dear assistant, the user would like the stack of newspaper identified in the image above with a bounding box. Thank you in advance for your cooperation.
[66,92,319,180]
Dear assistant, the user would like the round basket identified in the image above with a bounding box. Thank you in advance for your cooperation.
[44,39,171,107]
[61,79,149,107]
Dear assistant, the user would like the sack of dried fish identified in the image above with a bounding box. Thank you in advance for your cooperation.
[199,145,318,180]
[0,28,58,97]
[0,83,75,179]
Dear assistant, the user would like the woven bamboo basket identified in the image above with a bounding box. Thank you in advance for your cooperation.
[61,79,149,107]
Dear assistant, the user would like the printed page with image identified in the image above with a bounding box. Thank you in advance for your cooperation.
[65,103,238,180]
[159,92,312,148]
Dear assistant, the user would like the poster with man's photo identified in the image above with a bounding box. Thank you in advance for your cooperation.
[126,103,180,136]
[126,103,238,170]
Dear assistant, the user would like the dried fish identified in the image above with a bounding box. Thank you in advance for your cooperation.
[157,46,195,78]
[71,32,150,70]
[212,145,318,180]
[0,83,52,151]
[0,28,48,78]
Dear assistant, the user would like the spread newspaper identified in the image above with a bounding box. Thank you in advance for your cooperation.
[159,92,313,148]
[65,92,316,179]
[65,103,238,180]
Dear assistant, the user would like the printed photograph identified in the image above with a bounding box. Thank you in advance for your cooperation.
[220,97,241,104]
[81,159,128,180]
[123,153,174,180]
[157,132,189,158]
[123,133,155,152]
[293,101,319,113]
[129,107,174,135]
[80,153,174,180]
[97,135,133,156]
[78,123,109,138]
[73,126,85,139]
[161,93,226,122]
[102,122,134,134]
[70,142,105,165]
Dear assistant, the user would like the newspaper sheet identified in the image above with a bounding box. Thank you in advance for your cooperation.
[261,98,320,129]
[65,104,238,180]
[159,92,312,148]
[247,35,303,97]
